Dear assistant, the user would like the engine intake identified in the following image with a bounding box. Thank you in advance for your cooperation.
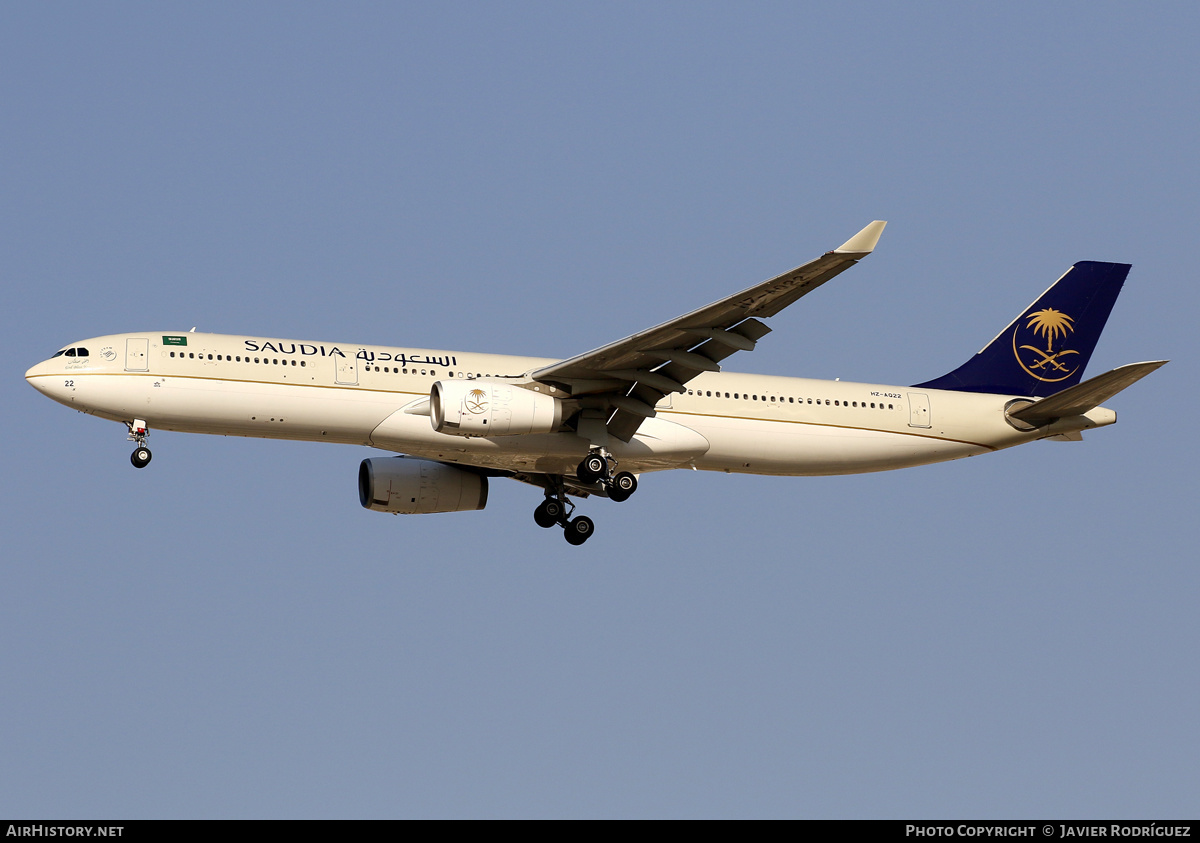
[430,379,562,437]
[358,457,488,514]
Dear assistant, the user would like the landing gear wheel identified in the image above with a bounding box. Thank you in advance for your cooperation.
[576,453,608,485]
[564,515,595,546]
[534,499,562,528]
[608,471,637,502]
[131,447,152,469]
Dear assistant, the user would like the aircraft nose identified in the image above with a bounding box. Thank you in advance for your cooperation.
[25,360,57,396]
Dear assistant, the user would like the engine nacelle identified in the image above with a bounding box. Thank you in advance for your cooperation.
[430,379,562,437]
[358,457,488,514]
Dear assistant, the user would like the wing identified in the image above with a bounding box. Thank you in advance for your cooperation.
[528,221,887,442]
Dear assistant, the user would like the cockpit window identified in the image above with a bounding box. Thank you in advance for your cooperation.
[53,347,89,358]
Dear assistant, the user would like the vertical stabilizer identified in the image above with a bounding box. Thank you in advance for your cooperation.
[914,261,1129,397]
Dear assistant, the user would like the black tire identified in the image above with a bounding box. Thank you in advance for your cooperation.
[577,454,606,484]
[131,447,152,469]
[609,471,637,502]
[564,515,594,545]
[534,500,558,528]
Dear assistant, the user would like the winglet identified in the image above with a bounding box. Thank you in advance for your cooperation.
[834,220,887,255]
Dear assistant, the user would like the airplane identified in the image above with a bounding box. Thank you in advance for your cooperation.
[24,221,1166,545]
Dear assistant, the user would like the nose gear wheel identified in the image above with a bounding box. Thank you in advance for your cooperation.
[125,420,152,469]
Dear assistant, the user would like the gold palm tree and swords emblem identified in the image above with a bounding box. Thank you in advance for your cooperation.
[464,388,489,414]
[1012,307,1080,382]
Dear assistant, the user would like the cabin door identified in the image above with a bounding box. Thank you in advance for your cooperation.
[907,392,931,428]
[125,338,149,372]
[335,354,358,385]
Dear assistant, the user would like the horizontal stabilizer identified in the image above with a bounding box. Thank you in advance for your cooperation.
[1010,360,1167,424]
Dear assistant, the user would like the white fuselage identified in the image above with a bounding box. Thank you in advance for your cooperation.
[25,331,1109,478]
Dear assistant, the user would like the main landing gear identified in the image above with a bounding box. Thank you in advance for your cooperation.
[534,483,595,546]
[126,419,152,469]
[575,450,638,502]
[531,453,640,545]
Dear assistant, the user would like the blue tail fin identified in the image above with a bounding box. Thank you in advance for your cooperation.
[914,261,1130,397]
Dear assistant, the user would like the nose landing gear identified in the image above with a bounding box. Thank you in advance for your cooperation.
[126,419,152,469]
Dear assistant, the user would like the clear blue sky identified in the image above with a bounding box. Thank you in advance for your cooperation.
[2,2,1196,818]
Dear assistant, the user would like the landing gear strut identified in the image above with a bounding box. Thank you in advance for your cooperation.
[533,479,596,545]
[126,419,152,469]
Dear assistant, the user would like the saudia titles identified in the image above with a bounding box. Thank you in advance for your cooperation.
[1012,308,1079,383]
[242,339,457,369]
